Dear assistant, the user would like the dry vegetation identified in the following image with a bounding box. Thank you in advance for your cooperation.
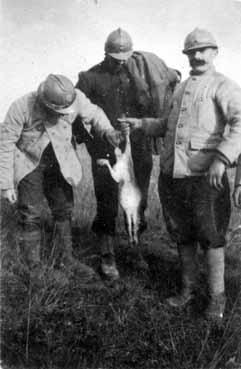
[1,146,241,369]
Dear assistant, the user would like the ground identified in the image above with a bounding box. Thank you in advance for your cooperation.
[1,148,241,369]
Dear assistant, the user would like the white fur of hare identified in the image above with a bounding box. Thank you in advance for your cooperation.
[97,132,141,246]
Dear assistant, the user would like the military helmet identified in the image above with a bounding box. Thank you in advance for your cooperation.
[104,28,133,60]
[37,74,77,114]
[183,28,218,54]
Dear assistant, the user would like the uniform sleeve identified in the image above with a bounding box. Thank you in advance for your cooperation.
[75,72,92,97]
[75,89,113,137]
[0,99,25,189]
[142,118,167,137]
[215,79,241,164]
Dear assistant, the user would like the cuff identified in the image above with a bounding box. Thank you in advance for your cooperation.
[215,151,231,166]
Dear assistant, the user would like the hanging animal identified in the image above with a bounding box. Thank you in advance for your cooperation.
[97,127,141,247]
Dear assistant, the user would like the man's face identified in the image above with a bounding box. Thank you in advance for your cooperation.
[106,55,128,71]
[38,99,70,119]
[186,47,218,74]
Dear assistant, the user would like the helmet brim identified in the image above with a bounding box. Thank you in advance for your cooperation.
[183,44,218,54]
[37,83,78,114]
[51,95,78,114]
[107,50,133,60]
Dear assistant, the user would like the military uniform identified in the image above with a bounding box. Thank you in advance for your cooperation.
[75,58,154,236]
[140,67,241,249]
[160,31,241,322]
[123,28,241,321]
[73,28,179,280]
[0,76,114,273]
[0,89,111,189]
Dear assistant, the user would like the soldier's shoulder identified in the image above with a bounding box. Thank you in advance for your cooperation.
[213,71,241,90]
[78,62,104,78]
[135,50,165,61]
[14,91,36,104]
[9,92,36,113]
[212,71,229,82]
[134,51,170,70]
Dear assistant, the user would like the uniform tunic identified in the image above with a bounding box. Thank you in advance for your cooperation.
[0,89,112,189]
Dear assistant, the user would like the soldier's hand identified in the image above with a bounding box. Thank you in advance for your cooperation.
[1,189,17,204]
[117,118,142,132]
[233,186,241,208]
[207,158,226,190]
[104,129,123,147]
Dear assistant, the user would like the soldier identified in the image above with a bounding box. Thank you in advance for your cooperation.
[74,28,179,280]
[119,28,241,323]
[0,74,121,280]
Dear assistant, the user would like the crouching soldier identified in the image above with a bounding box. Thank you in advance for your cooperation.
[119,28,241,324]
[0,74,121,280]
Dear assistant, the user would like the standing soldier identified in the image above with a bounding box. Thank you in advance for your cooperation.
[119,28,241,323]
[74,28,179,280]
[0,74,121,280]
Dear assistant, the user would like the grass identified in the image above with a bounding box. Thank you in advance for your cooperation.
[1,147,241,369]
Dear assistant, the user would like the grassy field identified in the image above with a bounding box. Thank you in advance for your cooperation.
[1,146,241,369]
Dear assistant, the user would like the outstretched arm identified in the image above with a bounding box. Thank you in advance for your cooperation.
[117,117,167,138]
[75,89,121,147]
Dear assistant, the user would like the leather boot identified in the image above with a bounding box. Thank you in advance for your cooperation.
[17,229,46,287]
[139,212,147,234]
[166,243,197,308]
[100,235,119,280]
[52,220,97,282]
[205,248,226,324]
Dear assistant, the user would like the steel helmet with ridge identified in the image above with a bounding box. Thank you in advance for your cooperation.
[37,74,78,114]
[183,28,218,54]
[104,28,133,60]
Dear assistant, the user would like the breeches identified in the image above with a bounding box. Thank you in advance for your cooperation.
[17,144,74,232]
[158,173,231,249]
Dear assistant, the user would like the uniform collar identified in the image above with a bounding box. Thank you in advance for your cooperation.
[102,57,129,74]
[190,66,216,76]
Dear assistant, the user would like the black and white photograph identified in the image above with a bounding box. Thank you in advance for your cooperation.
[1,0,241,368]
